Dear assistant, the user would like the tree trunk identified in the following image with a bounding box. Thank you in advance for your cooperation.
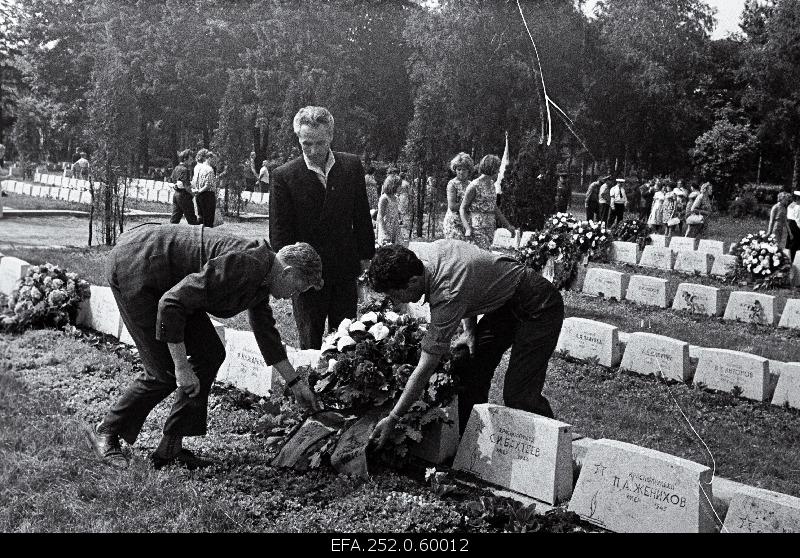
[170,127,179,166]
[792,144,800,193]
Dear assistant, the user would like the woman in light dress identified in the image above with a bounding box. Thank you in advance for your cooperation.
[767,191,792,249]
[647,180,667,233]
[685,183,714,238]
[460,154,515,250]
[377,174,402,245]
[442,152,474,240]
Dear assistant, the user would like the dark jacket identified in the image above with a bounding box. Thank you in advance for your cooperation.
[269,152,375,281]
[107,224,287,365]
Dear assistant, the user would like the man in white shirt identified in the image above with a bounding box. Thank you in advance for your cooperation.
[608,178,628,227]
[191,149,217,227]
[787,190,800,263]
[258,160,270,194]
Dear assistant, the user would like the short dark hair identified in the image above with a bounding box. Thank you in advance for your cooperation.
[478,154,501,176]
[368,245,424,292]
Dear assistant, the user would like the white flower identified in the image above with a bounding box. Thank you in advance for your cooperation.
[349,320,366,332]
[768,245,778,254]
[320,341,337,354]
[327,359,338,373]
[587,232,593,239]
[384,311,400,323]
[337,336,357,351]
[753,265,763,274]
[548,241,557,250]
[764,269,772,275]
[368,322,391,341]
[361,311,379,325]
[337,318,353,336]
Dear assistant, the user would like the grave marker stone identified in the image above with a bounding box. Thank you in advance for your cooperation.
[697,239,725,257]
[217,330,275,397]
[58,188,71,201]
[639,246,676,271]
[672,283,722,316]
[778,298,800,330]
[673,250,713,275]
[581,268,629,300]
[568,438,716,533]
[770,362,800,410]
[157,190,169,203]
[723,488,800,533]
[710,255,738,278]
[723,292,777,326]
[649,234,667,248]
[619,332,691,382]
[452,404,573,505]
[669,236,697,252]
[625,275,670,308]
[68,189,81,203]
[79,191,92,205]
[556,317,621,367]
[693,348,771,401]
[0,257,31,295]
[76,285,122,337]
[492,228,518,250]
[609,241,640,265]
[147,189,158,202]
[21,183,32,195]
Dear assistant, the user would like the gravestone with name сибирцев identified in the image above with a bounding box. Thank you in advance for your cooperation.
[638,246,676,271]
[609,241,640,265]
[568,438,716,533]
[581,268,630,300]
[619,332,691,382]
[671,283,723,317]
[625,275,670,308]
[555,317,621,367]
[673,250,714,275]
[723,488,800,533]
[723,291,777,326]
[693,348,771,402]
[452,404,573,505]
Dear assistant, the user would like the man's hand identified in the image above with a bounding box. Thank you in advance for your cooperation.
[291,380,322,412]
[175,365,201,398]
[368,416,395,451]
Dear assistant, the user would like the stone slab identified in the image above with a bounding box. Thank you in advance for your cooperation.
[581,268,629,300]
[770,362,800,410]
[0,257,31,295]
[649,234,667,248]
[672,283,723,317]
[31,185,41,197]
[723,488,800,533]
[625,275,670,308]
[76,285,122,337]
[453,404,573,505]
[157,190,170,203]
[409,397,460,464]
[568,438,715,533]
[556,317,621,367]
[669,236,698,252]
[778,298,800,330]
[710,254,738,278]
[723,291,777,326]
[639,246,676,271]
[609,241,640,265]
[492,228,518,250]
[217,329,276,397]
[147,189,158,202]
[118,323,134,345]
[21,183,32,195]
[693,348,771,401]
[79,191,92,205]
[697,239,725,258]
[673,250,713,275]
[68,189,81,203]
[619,332,691,382]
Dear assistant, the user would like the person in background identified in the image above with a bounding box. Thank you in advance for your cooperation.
[598,176,613,224]
[248,151,259,191]
[71,152,90,180]
[686,182,700,232]
[72,148,82,163]
[192,148,218,227]
[685,182,714,238]
[647,180,666,233]
[169,149,198,225]
[674,187,688,235]
[460,154,515,250]
[0,143,6,170]
[584,175,603,222]
[639,179,654,221]
[555,173,570,212]
[768,191,792,250]
[608,178,628,227]
[258,159,270,195]
[626,177,641,222]
[364,166,379,213]
[662,190,679,240]
[398,171,411,226]
[443,152,474,240]
[377,174,402,245]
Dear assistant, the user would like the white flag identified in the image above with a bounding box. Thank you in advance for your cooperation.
[495,131,509,194]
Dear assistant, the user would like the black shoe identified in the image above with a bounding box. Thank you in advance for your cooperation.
[150,448,213,470]
[84,422,129,469]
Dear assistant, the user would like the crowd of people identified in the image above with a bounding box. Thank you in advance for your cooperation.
[768,189,800,262]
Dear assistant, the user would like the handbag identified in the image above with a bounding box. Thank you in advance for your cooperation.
[686,213,704,225]
[667,216,681,227]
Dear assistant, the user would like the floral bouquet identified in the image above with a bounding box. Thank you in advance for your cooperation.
[731,231,790,289]
[1,263,91,332]
[572,219,613,260]
[515,229,579,289]
[545,212,579,235]
[612,219,651,252]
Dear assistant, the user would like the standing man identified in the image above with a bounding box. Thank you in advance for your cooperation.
[366,241,564,447]
[258,159,270,194]
[192,148,217,227]
[72,152,90,180]
[598,176,613,224]
[170,149,198,225]
[584,175,603,221]
[270,106,375,350]
[248,151,259,191]
[609,178,628,226]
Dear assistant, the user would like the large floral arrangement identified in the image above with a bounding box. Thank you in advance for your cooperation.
[612,219,651,252]
[731,231,790,289]
[0,263,91,332]
[572,219,612,259]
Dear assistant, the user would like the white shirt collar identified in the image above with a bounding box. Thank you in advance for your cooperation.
[303,150,336,186]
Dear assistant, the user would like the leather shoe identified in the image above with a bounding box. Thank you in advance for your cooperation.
[84,422,129,469]
[150,448,213,470]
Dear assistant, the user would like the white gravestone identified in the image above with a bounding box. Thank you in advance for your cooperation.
[669,236,698,252]
[21,183,32,195]
[157,190,170,203]
[619,332,691,382]
[0,257,31,296]
[581,268,629,300]
[147,189,158,202]
[723,292,777,326]
[217,329,276,397]
[568,439,716,533]
[68,189,81,203]
[625,275,670,308]
[778,298,800,330]
[710,254,738,277]
[697,239,725,258]
[79,191,92,205]
[609,241,640,265]
[639,246,676,271]
[673,250,714,275]
[556,317,621,367]
[452,404,573,505]
[76,285,122,337]
[59,188,71,201]
[723,488,800,533]
[672,283,722,317]
[31,185,41,197]
[770,362,800,410]
[492,228,518,250]
[693,348,771,401]
[649,234,667,248]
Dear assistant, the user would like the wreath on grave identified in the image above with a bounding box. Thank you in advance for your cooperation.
[0,263,91,332]
[611,219,651,252]
[730,231,790,289]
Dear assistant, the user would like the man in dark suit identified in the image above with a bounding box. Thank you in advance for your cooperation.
[270,106,376,350]
[84,224,322,470]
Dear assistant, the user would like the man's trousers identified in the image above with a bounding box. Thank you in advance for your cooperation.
[292,274,358,350]
[170,189,199,225]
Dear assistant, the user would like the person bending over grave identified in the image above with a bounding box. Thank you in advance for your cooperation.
[366,240,564,450]
[84,223,323,470]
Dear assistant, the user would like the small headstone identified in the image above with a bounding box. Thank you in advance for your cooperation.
[693,348,771,401]
[770,362,800,410]
[673,250,713,275]
[556,317,621,367]
[710,254,738,278]
[568,438,716,533]
[21,183,32,195]
[68,189,81,203]
[147,189,158,202]
[118,323,135,345]
[581,268,629,300]
[492,228,518,250]
[58,188,71,201]
[619,332,691,382]
[157,190,170,203]
[409,397,460,464]
[31,185,41,197]
[217,329,275,397]
[76,285,122,337]
[672,283,722,317]
[609,241,640,265]
[452,404,573,505]
[723,488,800,533]
[0,257,31,295]
[697,239,725,257]
[241,191,252,202]
[778,298,800,330]
[79,191,92,205]
[55,176,64,186]
[250,192,263,205]
[639,246,676,271]
[723,291,777,326]
[669,236,698,252]
[625,275,670,308]
[649,234,667,248]
[39,186,52,199]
